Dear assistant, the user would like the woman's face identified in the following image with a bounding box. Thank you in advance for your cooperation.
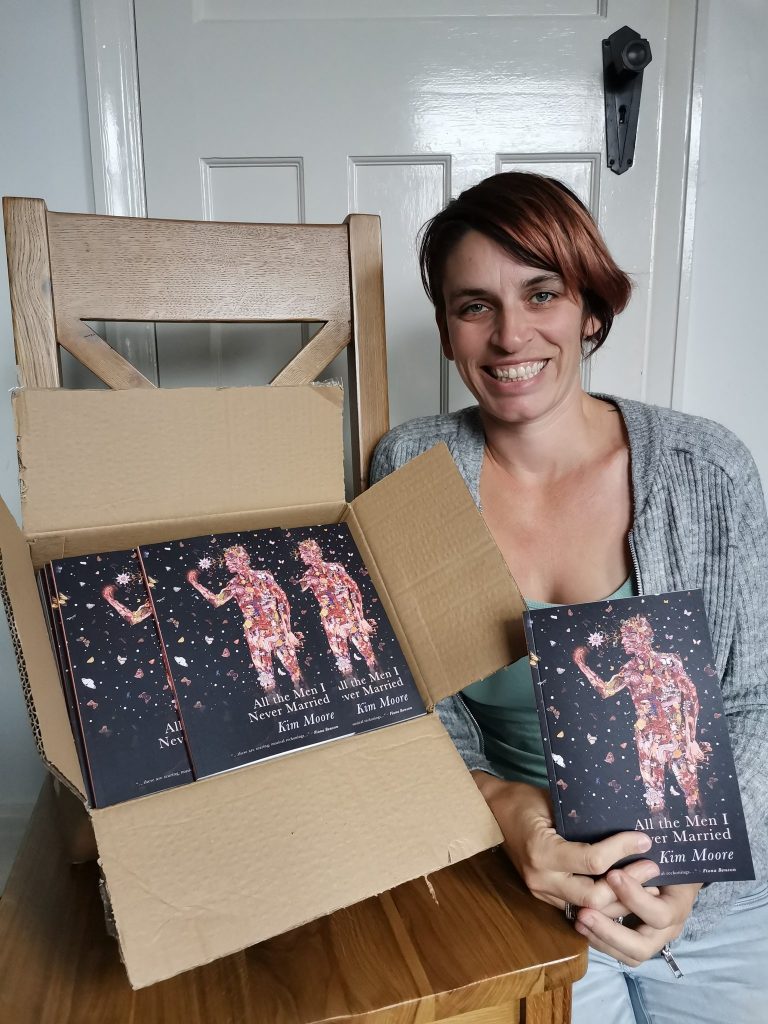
[438,229,595,428]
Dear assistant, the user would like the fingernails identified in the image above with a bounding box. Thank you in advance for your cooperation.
[637,834,652,852]
[580,913,594,929]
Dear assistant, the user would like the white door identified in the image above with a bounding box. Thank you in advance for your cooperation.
[83,0,698,427]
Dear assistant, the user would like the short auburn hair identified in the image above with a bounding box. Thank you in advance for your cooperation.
[419,172,632,354]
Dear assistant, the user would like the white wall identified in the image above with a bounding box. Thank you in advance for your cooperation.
[0,0,94,884]
[684,0,768,488]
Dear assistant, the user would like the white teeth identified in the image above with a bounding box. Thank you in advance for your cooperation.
[489,360,546,381]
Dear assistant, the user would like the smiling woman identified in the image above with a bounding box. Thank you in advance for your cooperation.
[370,172,768,1024]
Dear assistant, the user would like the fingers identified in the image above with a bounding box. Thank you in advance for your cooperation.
[605,869,670,929]
[574,912,654,967]
[605,873,699,932]
[574,880,701,966]
[551,830,653,877]
[558,859,658,915]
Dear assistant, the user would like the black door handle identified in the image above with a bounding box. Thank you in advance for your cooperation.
[603,25,653,175]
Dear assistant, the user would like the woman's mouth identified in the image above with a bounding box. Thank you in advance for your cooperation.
[485,360,547,382]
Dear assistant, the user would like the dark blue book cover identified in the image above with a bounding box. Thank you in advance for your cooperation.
[38,566,94,805]
[50,551,193,807]
[139,523,424,778]
[524,589,754,885]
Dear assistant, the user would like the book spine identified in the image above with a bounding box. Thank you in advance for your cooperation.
[523,611,566,837]
[38,566,95,805]
[47,565,98,806]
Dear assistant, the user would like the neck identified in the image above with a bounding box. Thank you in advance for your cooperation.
[481,388,611,482]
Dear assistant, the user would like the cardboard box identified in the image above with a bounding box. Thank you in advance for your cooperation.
[0,384,526,988]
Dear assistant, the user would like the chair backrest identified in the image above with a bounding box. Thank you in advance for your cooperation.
[2,198,389,494]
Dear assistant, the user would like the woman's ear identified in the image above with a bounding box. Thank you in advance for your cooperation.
[582,313,600,342]
[437,310,454,361]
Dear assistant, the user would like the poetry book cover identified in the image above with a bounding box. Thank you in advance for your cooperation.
[524,589,754,884]
[50,551,193,806]
[139,523,424,778]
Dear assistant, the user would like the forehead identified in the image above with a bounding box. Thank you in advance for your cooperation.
[441,230,562,291]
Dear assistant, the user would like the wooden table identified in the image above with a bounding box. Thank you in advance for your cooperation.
[0,779,586,1023]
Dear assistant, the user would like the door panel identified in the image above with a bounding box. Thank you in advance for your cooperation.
[132,0,695,421]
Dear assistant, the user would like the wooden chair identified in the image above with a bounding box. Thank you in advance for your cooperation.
[3,197,388,493]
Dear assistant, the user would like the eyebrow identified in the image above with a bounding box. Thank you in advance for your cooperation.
[446,273,564,302]
[521,273,563,288]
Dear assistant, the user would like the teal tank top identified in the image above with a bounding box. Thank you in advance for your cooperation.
[462,578,635,788]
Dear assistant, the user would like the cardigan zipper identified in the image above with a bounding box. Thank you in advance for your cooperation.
[628,531,644,595]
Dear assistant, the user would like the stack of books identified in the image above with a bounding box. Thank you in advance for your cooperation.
[40,524,424,806]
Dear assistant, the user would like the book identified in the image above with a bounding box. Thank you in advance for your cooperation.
[49,550,193,807]
[37,566,94,805]
[138,523,424,778]
[524,589,754,885]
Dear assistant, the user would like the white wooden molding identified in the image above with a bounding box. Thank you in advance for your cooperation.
[193,0,605,22]
[79,0,159,384]
[644,0,702,408]
[670,0,706,410]
[199,156,306,223]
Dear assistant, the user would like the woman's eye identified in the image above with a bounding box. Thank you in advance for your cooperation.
[530,291,556,305]
[461,302,488,315]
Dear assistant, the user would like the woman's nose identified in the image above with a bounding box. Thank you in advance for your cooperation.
[492,305,532,349]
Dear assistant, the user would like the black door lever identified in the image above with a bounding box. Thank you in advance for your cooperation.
[603,26,653,175]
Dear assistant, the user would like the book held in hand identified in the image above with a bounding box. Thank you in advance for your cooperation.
[524,589,754,885]
[49,551,193,807]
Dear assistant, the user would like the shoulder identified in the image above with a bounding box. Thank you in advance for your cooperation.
[608,395,760,491]
[369,407,484,487]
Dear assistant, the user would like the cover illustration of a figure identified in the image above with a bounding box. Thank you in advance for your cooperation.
[139,524,424,778]
[187,544,303,693]
[525,590,753,885]
[297,537,377,676]
[573,613,707,813]
[50,550,193,807]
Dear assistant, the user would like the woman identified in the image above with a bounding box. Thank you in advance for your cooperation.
[370,173,768,1023]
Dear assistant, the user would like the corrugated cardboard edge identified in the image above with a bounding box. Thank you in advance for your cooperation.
[342,504,433,709]
[26,501,347,568]
[0,498,87,797]
[92,716,502,989]
[351,444,527,706]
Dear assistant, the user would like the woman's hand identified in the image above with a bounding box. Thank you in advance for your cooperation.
[474,772,658,917]
[574,871,701,965]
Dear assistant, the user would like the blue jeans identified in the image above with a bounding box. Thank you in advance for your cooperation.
[571,884,768,1024]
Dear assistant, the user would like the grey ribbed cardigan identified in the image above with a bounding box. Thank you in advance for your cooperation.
[370,395,768,941]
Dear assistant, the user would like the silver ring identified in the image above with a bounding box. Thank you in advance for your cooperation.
[564,902,579,921]
[613,915,625,924]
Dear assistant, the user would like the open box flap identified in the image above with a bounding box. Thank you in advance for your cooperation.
[92,714,502,989]
[0,497,86,795]
[15,386,345,536]
[350,444,526,706]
